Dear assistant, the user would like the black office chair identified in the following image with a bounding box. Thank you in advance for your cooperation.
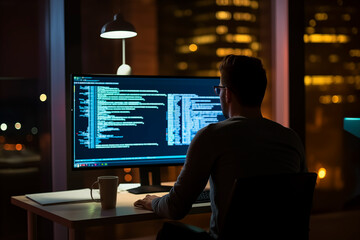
[157,172,317,240]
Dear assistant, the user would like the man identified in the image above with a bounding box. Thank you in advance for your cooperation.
[134,55,306,239]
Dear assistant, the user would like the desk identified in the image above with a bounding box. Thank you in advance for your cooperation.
[11,191,211,240]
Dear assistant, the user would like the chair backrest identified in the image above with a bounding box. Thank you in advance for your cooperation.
[219,172,317,240]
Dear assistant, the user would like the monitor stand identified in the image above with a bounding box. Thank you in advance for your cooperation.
[127,167,173,194]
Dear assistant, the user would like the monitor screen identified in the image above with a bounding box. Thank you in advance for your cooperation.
[71,74,225,170]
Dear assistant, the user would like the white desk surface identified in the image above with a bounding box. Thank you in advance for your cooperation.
[11,190,211,229]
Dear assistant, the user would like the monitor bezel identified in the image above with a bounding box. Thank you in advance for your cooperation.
[70,74,221,171]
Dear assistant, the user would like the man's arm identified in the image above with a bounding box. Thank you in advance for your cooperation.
[134,125,216,219]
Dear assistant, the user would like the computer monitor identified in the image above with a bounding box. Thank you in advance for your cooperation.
[343,117,360,209]
[71,74,225,193]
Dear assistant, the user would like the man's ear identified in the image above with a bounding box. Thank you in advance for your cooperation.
[225,88,232,103]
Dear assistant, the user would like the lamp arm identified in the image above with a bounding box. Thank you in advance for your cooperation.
[117,38,131,75]
[122,38,126,65]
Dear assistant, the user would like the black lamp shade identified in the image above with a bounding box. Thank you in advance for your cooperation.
[100,13,137,39]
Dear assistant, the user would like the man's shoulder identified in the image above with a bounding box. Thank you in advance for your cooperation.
[200,117,243,132]
[260,118,297,133]
[197,117,300,139]
[192,118,234,139]
[261,119,304,148]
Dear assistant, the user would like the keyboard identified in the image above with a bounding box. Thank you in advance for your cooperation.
[195,190,210,203]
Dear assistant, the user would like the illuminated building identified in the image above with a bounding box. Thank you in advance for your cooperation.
[157,0,267,77]
[304,0,360,210]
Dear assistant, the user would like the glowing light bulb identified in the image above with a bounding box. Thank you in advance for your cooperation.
[189,44,198,52]
[124,174,133,182]
[318,168,327,179]
[40,94,47,102]
[0,123,7,131]
[15,122,21,130]
[15,144,23,151]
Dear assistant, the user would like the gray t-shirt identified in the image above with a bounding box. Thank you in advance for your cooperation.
[152,117,306,238]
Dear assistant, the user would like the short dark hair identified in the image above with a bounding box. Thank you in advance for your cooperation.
[219,54,267,107]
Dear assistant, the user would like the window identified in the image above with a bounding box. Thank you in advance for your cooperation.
[304,0,360,212]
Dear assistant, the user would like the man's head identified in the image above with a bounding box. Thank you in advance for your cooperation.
[219,55,267,108]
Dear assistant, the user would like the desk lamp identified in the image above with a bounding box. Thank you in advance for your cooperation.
[100,13,137,75]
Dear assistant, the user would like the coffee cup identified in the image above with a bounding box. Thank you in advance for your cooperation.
[90,176,119,209]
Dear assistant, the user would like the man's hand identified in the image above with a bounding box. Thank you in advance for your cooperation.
[134,195,160,211]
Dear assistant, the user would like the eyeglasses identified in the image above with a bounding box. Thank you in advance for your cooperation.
[213,86,226,96]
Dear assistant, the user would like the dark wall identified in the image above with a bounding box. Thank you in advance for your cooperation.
[0,0,40,77]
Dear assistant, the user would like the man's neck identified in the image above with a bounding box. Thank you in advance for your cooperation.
[229,105,263,119]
